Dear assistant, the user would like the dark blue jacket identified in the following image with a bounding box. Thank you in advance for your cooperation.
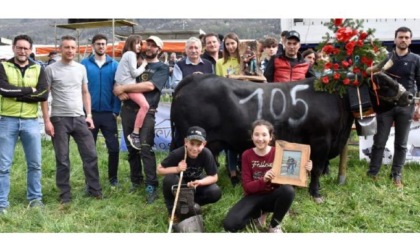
[81,55,121,115]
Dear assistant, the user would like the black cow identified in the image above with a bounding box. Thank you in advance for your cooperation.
[170,73,412,202]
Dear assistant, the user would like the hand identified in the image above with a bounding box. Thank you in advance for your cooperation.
[263,169,275,183]
[305,160,313,172]
[413,104,420,121]
[85,117,95,129]
[44,121,54,137]
[187,180,201,188]
[113,84,124,96]
[176,160,187,173]
[117,93,130,101]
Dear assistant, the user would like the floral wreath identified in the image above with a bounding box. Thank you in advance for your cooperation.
[313,19,388,96]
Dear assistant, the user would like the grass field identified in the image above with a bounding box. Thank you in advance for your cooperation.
[1,135,419,250]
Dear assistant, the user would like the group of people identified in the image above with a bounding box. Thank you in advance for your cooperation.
[1,25,419,233]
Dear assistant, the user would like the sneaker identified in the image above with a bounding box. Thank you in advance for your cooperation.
[110,180,120,189]
[28,199,44,208]
[268,224,283,233]
[0,207,7,215]
[145,185,158,204]
[127,133,141,150]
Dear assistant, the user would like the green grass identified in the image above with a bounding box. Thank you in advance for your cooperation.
[1,137,420,234]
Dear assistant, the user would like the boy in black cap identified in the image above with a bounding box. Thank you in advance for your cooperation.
[157,126,222,221]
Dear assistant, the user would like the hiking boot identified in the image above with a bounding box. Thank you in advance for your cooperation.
[268,224,283,233]
[28,199,44,208]
[0,207,7,215]
[127,133,141,150]
[145,185,158,204]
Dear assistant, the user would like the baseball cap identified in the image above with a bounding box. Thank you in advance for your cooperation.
[286,30,300,42]
[186,126,207,142]
[146,36,164,49]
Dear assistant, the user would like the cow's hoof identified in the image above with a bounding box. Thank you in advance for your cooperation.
[338,175,346,185]
[313,196,324,204]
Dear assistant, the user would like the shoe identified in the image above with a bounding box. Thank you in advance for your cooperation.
[85,189,103,200]
[28,199,44,208]
[0,207,7,215]
[268,224,283,233]
[127,133,141,150]
[252,212,268,231]
[367,173,378,182]
[145,185,158,204]
[110,180,120,189]
[393,178,403,189]
[230,175,240,187]
[59,201,71,210]
[129,183,142,193]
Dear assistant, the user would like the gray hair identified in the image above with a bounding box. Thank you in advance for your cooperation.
[185,37,202,50]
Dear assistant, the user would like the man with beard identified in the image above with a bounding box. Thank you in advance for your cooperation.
[81,34,121,188]
[113,36,169,204]
[201,33,222,67]
[0,34,48,214]
[367,26,420,188]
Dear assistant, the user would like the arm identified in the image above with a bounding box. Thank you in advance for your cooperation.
[157,159,186,175]
[171,63,183,89]
[127,52,146,78]
[41,100,54,137]
[188,174,218,188]
[113,81,154,96]
[16,67,49,102]
[82,83,94,129]
[0,64,34,97]
[263,56,275,82]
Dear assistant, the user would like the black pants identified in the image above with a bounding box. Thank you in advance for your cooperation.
[368,104,414,179]
[162,173,222,214]
[90,112,119,184]
[223,185,295,232]
[51,116,102,202]
[120,104,158,187]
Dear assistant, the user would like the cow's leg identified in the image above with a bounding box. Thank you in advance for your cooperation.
[337,139,349,185]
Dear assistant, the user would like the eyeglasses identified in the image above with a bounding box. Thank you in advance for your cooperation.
[15,46,31,52]
[94,43,106,46]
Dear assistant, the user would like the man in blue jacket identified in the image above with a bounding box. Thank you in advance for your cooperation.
[81,34,121,187]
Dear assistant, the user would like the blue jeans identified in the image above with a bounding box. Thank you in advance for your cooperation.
[0,116,42,208]
[368,104,415,178]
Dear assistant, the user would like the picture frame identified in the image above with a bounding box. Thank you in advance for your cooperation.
[271,140,311,187]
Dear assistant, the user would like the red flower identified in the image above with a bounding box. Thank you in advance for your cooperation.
[336,27,354,42]
[322,76,330,84]
[357,39,364,47]
[333,73,340,80]
[333,63,340,70]
[343,78,350,85]
[359,32,368,40]
[345,41,356,56]
[341,60,350,68]
[322,44,335,54]
[361,56,373,66]
[324,62,332,70]
[353,79,360,86]
[334,19,343,26]
[353,67,361,74]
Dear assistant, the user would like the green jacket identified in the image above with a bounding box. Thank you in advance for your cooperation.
[0,58,48,118]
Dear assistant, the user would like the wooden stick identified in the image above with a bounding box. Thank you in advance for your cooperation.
[168,146,187,233]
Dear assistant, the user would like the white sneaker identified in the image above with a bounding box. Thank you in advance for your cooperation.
[269,225,283,233]
[252,212,268,230]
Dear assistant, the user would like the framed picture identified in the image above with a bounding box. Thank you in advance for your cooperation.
[271,140,311,187]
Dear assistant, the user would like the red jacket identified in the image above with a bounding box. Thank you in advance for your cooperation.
[264,53,315,82]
